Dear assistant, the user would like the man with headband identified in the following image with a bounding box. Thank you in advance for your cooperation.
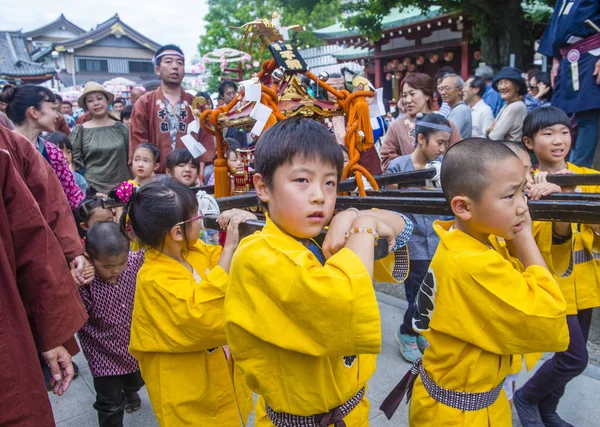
[129,44,214,179]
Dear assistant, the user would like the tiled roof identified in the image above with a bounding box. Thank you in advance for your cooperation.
[23,14,85,38]
[55,14,160,52]
[314,6,444,39]
[332,46,374,60]
[0,31,54,79]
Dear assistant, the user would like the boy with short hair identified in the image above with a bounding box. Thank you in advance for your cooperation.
[514,107,600,426]
[224,118,413,426]
[380,138,569,426]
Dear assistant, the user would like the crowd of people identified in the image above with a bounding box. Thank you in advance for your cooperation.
[0,2,599,426]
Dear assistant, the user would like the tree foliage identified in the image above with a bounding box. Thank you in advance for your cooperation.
[199,0,342,91]
[280,0,556,69]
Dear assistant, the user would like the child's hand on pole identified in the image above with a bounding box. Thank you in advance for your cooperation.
[217,209,257,230]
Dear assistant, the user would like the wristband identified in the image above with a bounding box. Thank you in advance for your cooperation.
[345,226,379,246]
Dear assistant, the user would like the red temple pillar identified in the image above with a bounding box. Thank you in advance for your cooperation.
[460,33,469,80]
[374,41,382,88]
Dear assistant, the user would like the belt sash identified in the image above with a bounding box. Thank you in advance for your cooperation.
[265,387,365,427]
[379,359,505,420]
[560,33,600,58]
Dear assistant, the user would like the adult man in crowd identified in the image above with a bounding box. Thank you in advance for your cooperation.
[130,86,146,105]
[219,79,249,148]
[129,44,213,175]
[54,94,71,135]
[475,65,505,117]
[0,143,87,426]
[464,76,494,138]
[439,74,472,138]
[112,98,126,116]
[60,100,75,129]
[538,0,600,167]
[60,100,73,116]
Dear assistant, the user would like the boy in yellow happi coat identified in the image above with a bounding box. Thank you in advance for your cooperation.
[224,118,413,427]
[123,179,254,426]
[514,107,600,426]
[380,138,569,426]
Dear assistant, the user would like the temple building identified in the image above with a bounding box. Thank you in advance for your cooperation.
[4,13,161,87]
[314,6,469,102]
[0,31,55,84]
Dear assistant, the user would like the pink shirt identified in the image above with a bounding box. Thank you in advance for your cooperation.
[40,138,85,209]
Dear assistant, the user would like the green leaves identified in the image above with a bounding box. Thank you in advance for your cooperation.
[198,0,342,91]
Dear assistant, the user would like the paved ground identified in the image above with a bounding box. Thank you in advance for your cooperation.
[51,291,600,426]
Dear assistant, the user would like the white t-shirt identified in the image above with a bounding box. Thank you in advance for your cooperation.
[470,99,494,138]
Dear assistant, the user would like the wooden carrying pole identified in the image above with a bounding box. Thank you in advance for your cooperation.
[212,194,600,224]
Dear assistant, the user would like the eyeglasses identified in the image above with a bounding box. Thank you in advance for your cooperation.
[437,85,458,92]
[175,214,204,226]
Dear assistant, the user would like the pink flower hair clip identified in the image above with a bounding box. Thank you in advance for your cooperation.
[116,181,135,203]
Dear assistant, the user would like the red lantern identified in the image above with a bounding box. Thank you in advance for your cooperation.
[416,56,425,65]
[429,54,439,64]
[473,51,482,60]
[444,52,454,62]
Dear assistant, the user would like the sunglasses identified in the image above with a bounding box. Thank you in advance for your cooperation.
[175,214,204,226]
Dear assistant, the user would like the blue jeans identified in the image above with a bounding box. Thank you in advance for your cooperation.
[570,109,600,167]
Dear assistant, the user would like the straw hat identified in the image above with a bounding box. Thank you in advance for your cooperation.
[78,82,115,110]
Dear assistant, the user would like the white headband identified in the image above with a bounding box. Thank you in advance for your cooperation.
[153,51,185,65]
[415,120,452,133]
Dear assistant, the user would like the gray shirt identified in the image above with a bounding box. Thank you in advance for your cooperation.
[447,101,472,138]
[71,121,131,193]
[488,100,527,142]
[387,155,442,260]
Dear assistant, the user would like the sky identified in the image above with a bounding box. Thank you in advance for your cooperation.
[0,0,210,63]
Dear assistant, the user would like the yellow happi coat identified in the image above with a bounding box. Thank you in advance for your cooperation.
[224,216,405,427]
[129,242,253,427]
[533,163,600,315]
[409,221,569,426]
[490,236,544,374]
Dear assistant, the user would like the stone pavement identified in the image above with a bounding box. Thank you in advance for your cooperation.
[51,292,600,426]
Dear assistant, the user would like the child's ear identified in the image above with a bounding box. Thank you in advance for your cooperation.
[450,195,473,221]
[523,137,534,151]
[170,225,184,242]
[253,173,269,203]
[80,222,89,231]
[165,168,173,177]
[153,163,160,172]
[417,133,427,146]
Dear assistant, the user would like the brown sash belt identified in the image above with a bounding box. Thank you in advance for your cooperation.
[379,359,505,420]
[265,387,365,427]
